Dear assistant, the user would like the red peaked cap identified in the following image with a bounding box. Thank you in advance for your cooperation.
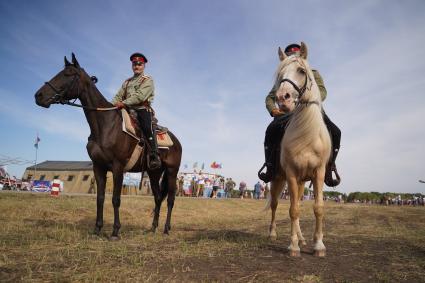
[284,44,301,55]
[130,52,148,63]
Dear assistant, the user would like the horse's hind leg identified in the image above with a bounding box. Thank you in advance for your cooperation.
[93,164,107,236]
[269,176,285,240]
[164,168,178,234]
[313,174,326,257]
[111,165,124,240]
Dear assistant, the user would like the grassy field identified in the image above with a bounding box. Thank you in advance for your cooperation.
[0,192,424,282]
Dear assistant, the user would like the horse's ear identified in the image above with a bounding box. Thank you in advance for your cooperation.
[64,56,71,67]
[278,47,286,61]
[71,53,80,68]
[300,42,308,59]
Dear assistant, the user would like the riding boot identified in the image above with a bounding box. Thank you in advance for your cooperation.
[324,148,341,187]
[258,145,275,183]
[147,130,161,170]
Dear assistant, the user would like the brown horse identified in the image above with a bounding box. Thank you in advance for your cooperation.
[34,54,182,239]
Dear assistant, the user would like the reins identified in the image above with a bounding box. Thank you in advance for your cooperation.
[58,100,118,111]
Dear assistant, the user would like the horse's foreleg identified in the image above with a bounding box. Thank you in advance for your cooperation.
[296,181,307,247]
[111,166,124,240]
[93,164,107,236]
[164,170,177,234]
[313,171,326,257]
[287,175,301,257]
[268,177,285,240]
[149,174,162,233]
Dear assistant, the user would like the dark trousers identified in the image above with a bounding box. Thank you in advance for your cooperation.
[136,109,155,148]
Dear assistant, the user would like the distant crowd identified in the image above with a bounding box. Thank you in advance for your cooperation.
[176,172,269,199]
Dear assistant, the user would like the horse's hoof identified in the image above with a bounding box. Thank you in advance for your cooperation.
[92,228,101,236]
[163,230,169,235]
[109,235,120,241]
[313,249,326,257]
[289,250,301,257]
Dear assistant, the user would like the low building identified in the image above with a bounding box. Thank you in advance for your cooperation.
[23,161,151,195]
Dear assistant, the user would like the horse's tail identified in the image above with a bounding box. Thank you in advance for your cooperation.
[263,181,285,212]
[159,169,169,203]
[263,192,272,212]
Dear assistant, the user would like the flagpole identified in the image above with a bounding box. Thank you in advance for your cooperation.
[33,133,39,180]
[34,143,38,179]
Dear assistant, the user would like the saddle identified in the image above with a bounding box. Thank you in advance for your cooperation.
[121,109,173,147]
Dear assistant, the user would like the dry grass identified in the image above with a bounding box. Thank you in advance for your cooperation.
[0,192,424,282]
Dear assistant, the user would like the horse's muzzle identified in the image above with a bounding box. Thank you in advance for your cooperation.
[34,91,51,108]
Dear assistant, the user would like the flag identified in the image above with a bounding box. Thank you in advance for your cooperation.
[210,162,222,169]
[34,134,40,149]
[201,163,205,170]
[193,162,198,169]
[210,161,219,169]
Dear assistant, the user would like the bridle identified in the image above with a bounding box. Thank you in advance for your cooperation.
[44,68,117,111]
[45,71,80,105]
[279,58,320,107]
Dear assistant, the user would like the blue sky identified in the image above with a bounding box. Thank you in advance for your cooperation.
[0,0,424,193]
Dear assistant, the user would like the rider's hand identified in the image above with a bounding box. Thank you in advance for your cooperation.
[115,102,125,109]
[271,108,284,117]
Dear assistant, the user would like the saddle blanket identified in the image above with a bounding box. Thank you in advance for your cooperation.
[121,109,173,147]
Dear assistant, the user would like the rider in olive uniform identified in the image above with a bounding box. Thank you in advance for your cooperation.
[112,52,161,170]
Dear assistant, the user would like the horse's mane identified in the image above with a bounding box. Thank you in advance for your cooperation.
[281,57,331,160]
[77,66,113,108]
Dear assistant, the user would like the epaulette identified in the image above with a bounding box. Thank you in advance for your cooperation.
[140,75,151,84]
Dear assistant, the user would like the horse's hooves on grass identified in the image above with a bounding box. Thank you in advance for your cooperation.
[92,229,102,236]
[313,249,326,257]
[109,235,120,241]
[289,250,301,257]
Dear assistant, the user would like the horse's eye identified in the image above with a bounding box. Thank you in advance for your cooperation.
[298,68,306,75]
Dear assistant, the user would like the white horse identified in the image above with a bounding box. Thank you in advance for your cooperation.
[265,42,331,257]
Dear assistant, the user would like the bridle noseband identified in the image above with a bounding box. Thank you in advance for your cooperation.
[279,58,319,107]
[279,77,307,99]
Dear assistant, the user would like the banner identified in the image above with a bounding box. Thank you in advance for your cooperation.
[31,180,51,192]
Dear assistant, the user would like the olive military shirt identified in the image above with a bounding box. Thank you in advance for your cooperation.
[265,69,327,117]
[112,74,154,109]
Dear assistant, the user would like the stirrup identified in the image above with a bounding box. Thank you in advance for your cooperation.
[258,163,273,183]
[257,163,266,177]
[325,165,341,187]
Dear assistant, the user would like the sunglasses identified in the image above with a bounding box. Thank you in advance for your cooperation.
[132,62,144,66]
